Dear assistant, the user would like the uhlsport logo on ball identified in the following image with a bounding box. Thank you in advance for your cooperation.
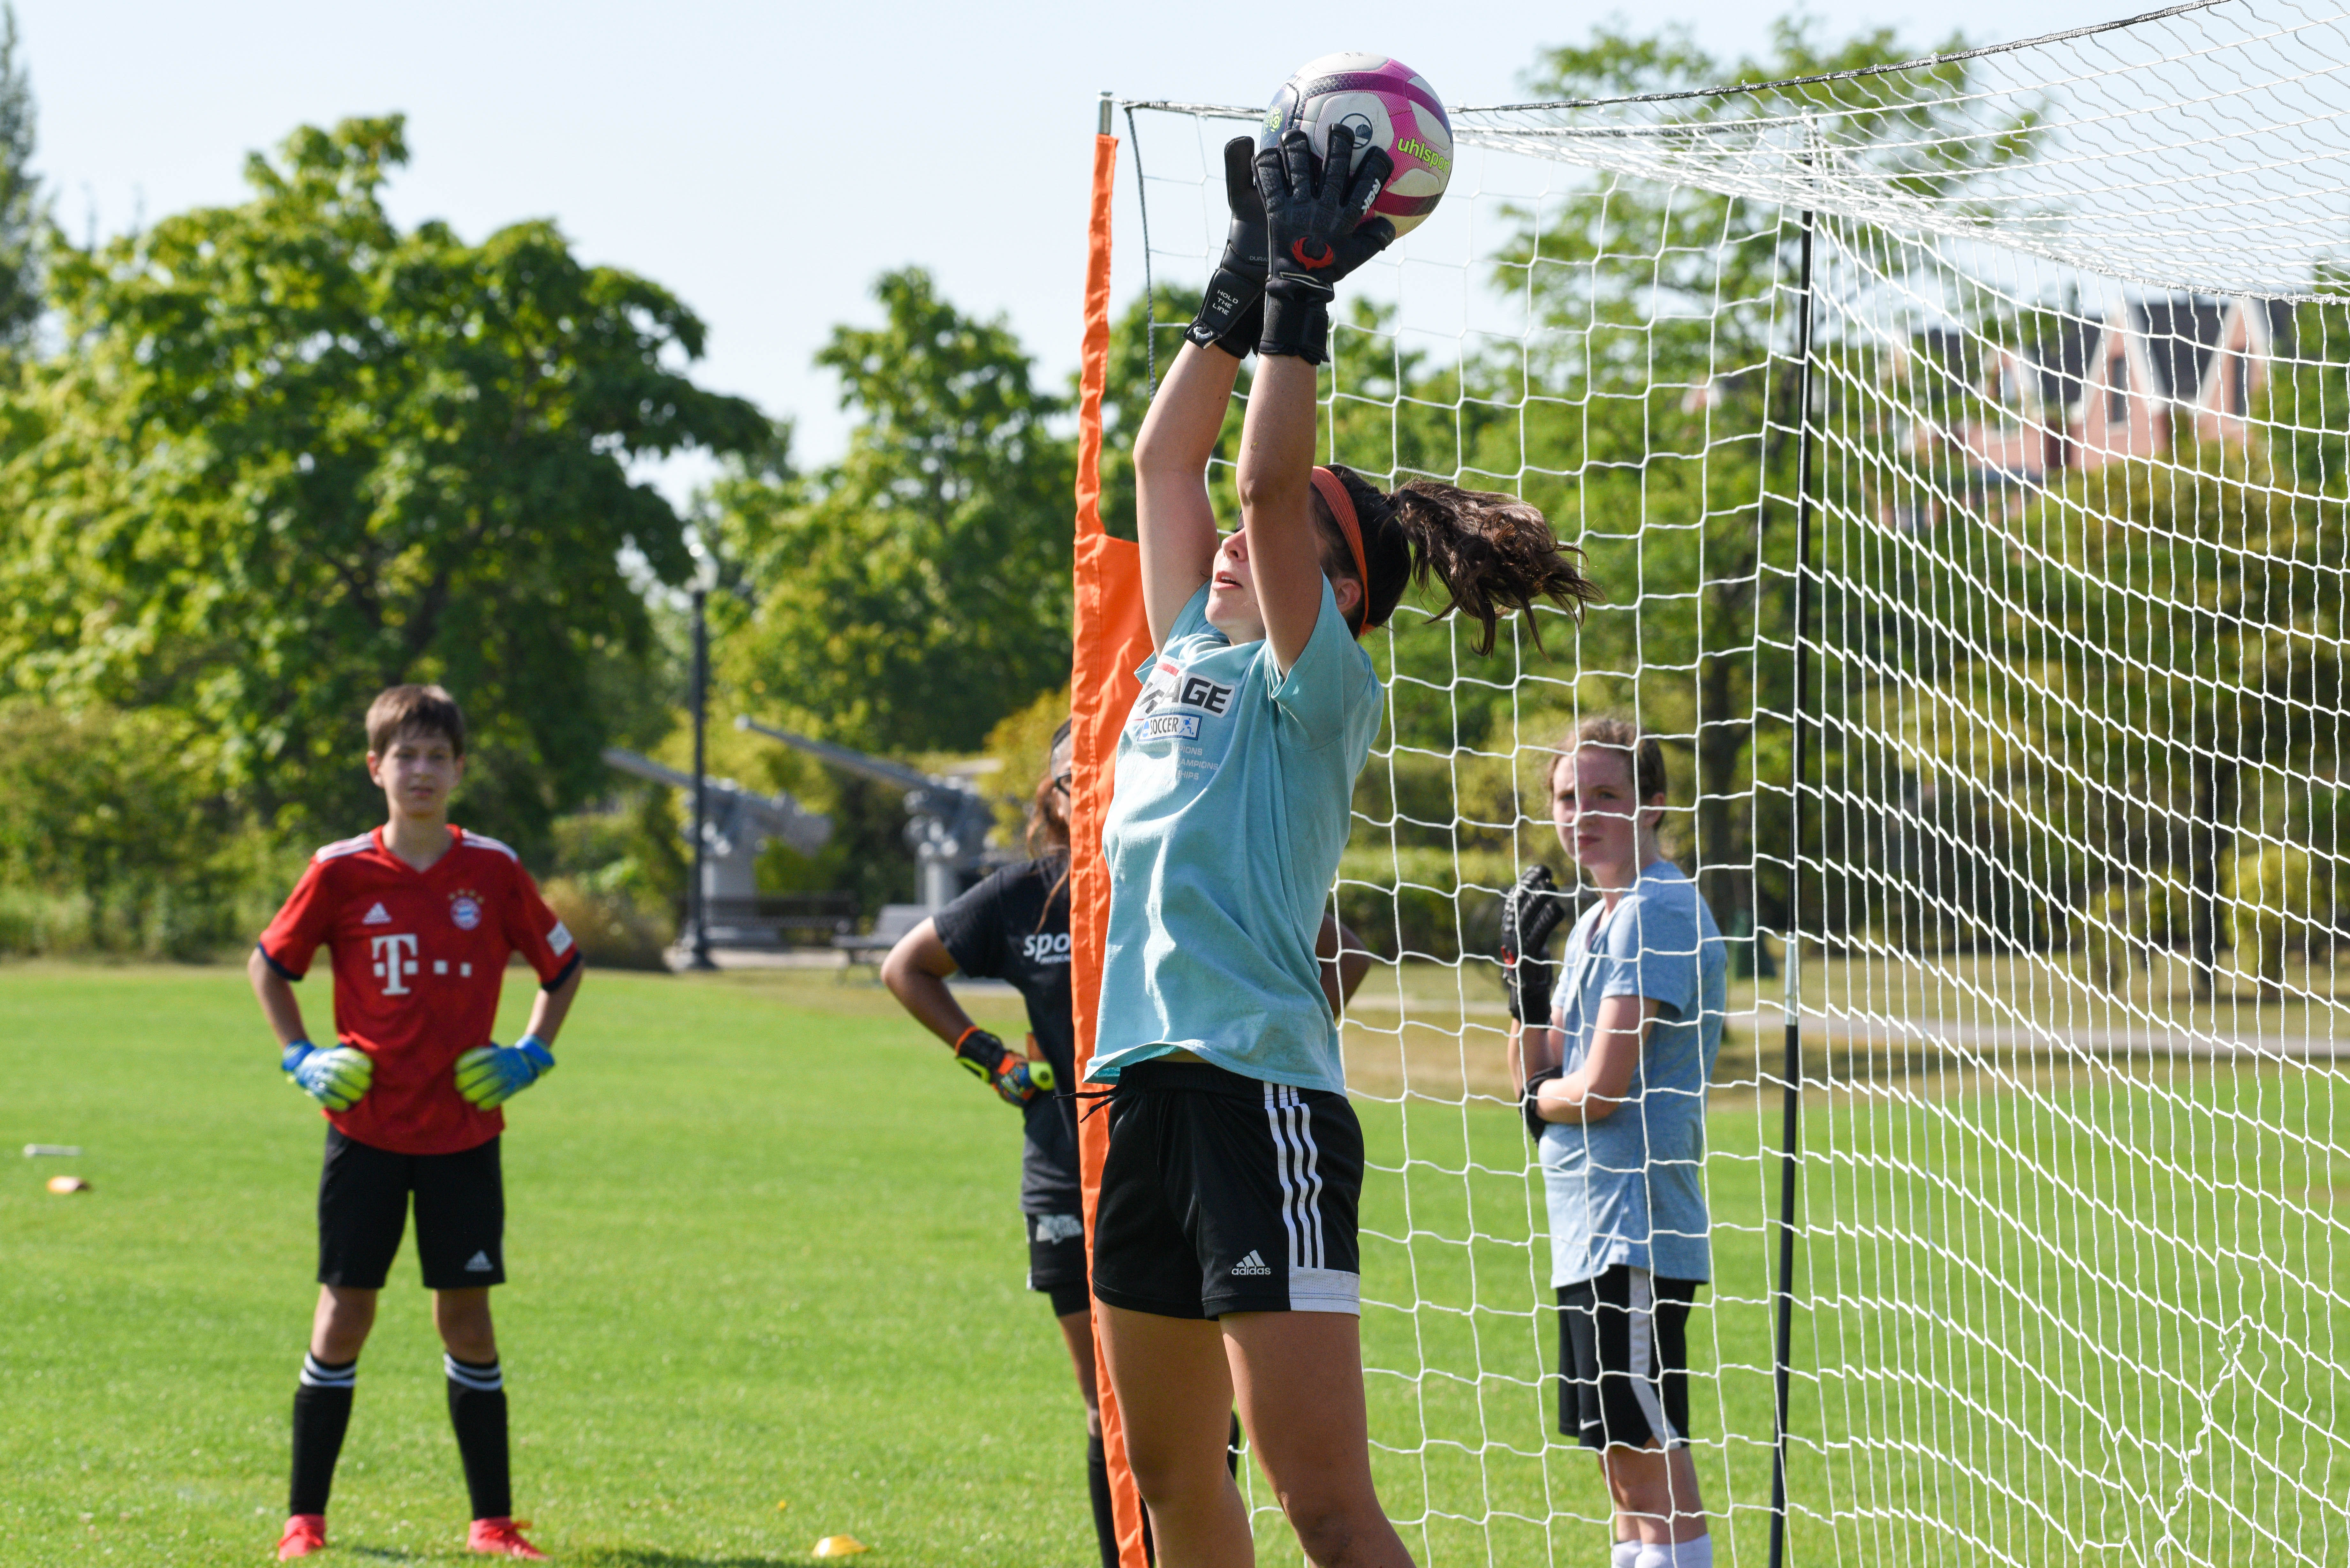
[1260,52,1453,237]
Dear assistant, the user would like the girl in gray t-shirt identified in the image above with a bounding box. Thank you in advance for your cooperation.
[1505,718,1725,1568]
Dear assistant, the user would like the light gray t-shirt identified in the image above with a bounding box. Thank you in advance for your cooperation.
[1088,578,1381,1093]
[1539,861,1726,1286]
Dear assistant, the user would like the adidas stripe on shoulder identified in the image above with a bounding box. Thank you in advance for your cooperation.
[459,830,519,863]
[312,833,375,864]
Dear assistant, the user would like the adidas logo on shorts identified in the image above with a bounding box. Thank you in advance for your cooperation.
[1230,1250,1271,1278]
[464,1251,494,1272]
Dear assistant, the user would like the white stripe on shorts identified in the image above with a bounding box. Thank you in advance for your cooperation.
[1624,1269,1683,1445]
[1262,1083,1327,1273]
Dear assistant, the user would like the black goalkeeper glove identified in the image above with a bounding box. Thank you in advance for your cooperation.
[1500,864,1568,1026]
[953,1027,1056,1107]
[1186,138,1270,359]
[1254,124,1395,365]
[1522,1067,1563,1140]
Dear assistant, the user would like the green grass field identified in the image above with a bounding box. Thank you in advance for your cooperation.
[3,963,1088,1566]
[5,962,2345,1566]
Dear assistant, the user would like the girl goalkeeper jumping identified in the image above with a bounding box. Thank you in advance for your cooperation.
[1086,126,1598,1568]
[883,724,1368,1568]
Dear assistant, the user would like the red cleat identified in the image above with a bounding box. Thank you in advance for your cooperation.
[467,1517,549,1559]
[276,1514,328,1560]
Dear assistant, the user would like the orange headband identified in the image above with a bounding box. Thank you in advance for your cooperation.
[1309,466,1369,636]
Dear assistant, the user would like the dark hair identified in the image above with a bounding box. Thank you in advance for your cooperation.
[366,684,466,756]
[1548,715,1666,805]
[1026,719,1073,861]
[1310,465,1601,654]
[1027,720,1075,929]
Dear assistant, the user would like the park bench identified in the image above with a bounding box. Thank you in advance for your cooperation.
[832,903,932,981]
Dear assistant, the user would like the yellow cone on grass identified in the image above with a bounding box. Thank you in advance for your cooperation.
[813,1535,869,1557]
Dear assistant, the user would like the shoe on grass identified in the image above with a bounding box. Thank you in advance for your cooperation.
[467,1517,548,1559]
[277,1514,327,1560]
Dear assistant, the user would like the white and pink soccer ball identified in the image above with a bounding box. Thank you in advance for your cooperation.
[1259,53,1454,237]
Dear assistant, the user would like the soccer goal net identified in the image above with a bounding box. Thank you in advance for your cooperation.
[1111,2,2347,1561]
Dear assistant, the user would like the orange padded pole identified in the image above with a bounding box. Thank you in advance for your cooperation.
[1071,117,1154,1568]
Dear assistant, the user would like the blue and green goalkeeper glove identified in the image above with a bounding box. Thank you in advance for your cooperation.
[953,1027,1055,1107]
[454,1036,555,1109]
[283,1039,373,1112]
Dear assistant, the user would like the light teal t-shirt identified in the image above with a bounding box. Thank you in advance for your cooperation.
[1088,579,1381,1093]
[1540,861,1727,1286]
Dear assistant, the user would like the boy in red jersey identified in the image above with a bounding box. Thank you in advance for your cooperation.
[247,685,583,1562]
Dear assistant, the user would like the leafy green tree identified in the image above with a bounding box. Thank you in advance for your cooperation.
[0,116,765,855]
[712,267,1074,756]
[0,697,293,955]
[1447,18,2037,935]
[0,4,39,352]
[1949,444,2349,992]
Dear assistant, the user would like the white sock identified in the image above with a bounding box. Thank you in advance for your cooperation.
[1633,1536,1712,1568]
[1612,1541,1641,1568]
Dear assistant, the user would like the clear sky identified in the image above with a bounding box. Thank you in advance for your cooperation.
[19,0,2137,491]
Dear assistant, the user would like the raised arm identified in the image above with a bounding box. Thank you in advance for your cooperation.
[1241,127,1395,670]
[1133,342,1243,647]
[1235,354,1327,670]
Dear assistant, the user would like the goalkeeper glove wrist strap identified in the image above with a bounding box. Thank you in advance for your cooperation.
[1258,283,1330,365]
[1522,1067,1564,1139]
[1186,274,1265,359]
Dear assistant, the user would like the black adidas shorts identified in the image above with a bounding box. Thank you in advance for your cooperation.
[1091,1059,1361,1320]
[1557,1265,1700,1450]
[1025,1212,1090,1317]
[316,1127,506,1291]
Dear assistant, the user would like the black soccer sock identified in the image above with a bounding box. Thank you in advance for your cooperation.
[289,1353,358,1517]
[443,1354,512,1520]
[1086,1433,1120,1568]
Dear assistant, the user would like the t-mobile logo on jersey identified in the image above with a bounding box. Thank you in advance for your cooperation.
[370,933,420,995]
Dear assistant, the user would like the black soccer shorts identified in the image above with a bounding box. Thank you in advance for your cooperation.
[316,1127,506,1291]
[1025,1212,1090,1318]
[1557,1265,1701,1450]
[1090,1059,1362,1320]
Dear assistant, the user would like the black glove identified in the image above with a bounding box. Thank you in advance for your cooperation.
[1522,1067,1563,1139]
[1254,124,1395,365]
[1500,864,1568,1025]
[1186,138,1270,359]
[954,1027,1055,1107]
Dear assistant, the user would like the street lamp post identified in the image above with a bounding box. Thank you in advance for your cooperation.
[687,546,720,971]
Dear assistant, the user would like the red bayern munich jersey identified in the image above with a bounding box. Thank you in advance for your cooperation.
[259,824,581,1155]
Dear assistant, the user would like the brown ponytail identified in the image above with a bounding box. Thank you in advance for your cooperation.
[1311,465,1600,655]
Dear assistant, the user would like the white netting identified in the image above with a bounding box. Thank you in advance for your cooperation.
[1115,2,2348,1562]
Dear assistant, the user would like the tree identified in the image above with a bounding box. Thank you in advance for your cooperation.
[0,116,766,855]
[0,3,39,352]
[712,267,1074,756]
[1459,18,2037,938]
